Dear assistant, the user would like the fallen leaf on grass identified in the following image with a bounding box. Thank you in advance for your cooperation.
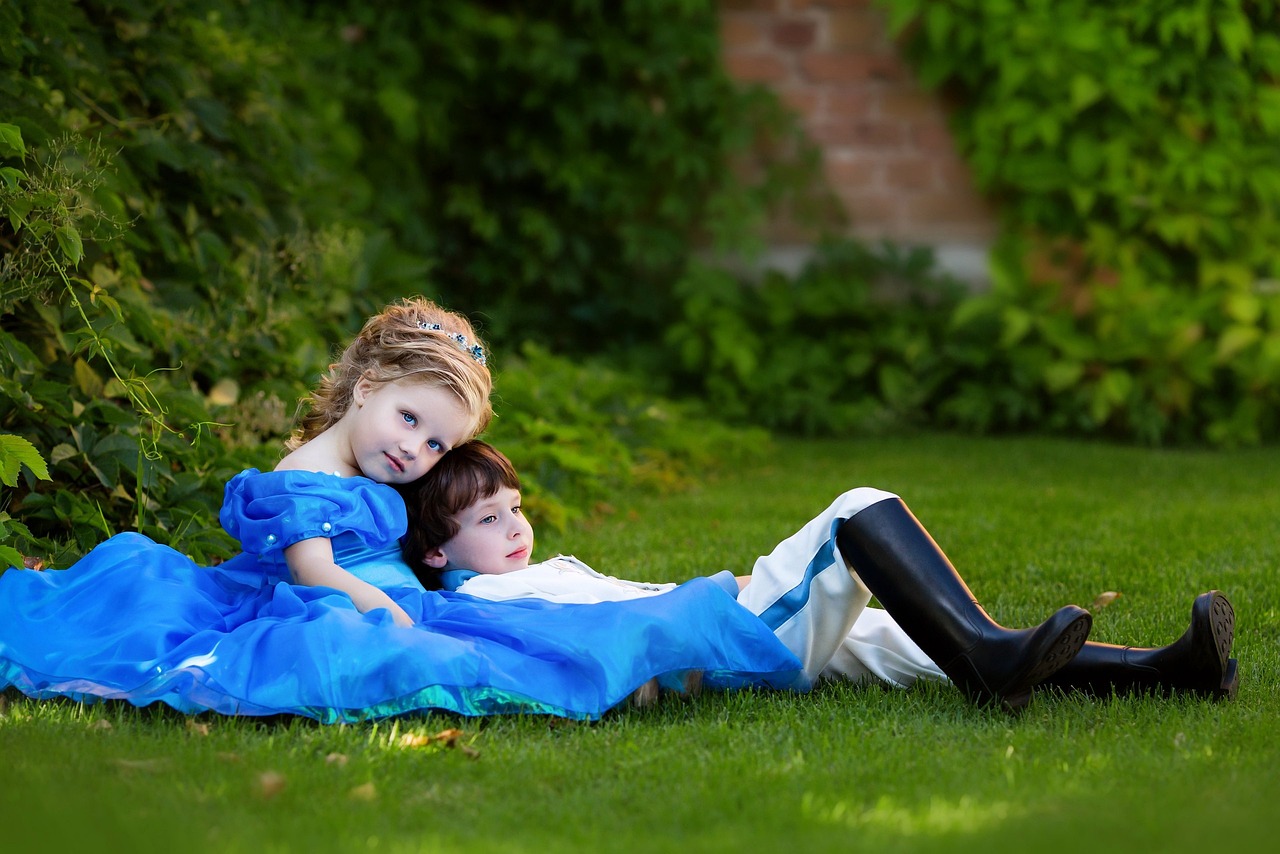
[186,720,211,736]
[256,771,286,799]
[89,719,113,731]
[1091,591,1122,609]
[398,728,467,749]
[23,555,46,571]
[216,752,241,763]
[325,752,349,766]
[348,782,377,801]
[435,729,479,759]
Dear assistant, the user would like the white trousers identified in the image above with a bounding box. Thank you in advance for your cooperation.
[735,488,948,690]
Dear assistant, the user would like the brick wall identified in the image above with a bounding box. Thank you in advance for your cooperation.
[718,0,997,279]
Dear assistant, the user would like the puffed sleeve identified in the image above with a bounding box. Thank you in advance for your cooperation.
[219,469,408,566]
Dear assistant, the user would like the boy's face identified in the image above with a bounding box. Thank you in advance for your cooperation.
[423,486,534,575]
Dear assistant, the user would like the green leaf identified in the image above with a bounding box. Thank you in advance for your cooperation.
[0,123,25,160]
[73,358,104,397]
[375,87,421,143]
[0,165,23,190]
[0,434,51,487]
[1068,186,1096,214]
[1067,135,1103,178]
[924,4,954,49]
[1043,360,1084,393]
[1216,14,1252,62]
[55,225,84,267]
[0,545,25,570]
[1216,325,1261,362]
[1070,74,1103,112]
[6,195,32,229]
[1255,88,1280,135]
[1099,369,1133,406]
[1225,293,1262,324]
[1000,306,1034,347]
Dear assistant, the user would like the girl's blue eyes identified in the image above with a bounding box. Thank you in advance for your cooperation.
[400,414,444,452]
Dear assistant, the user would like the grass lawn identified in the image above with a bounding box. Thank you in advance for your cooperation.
[2,433,1276,853]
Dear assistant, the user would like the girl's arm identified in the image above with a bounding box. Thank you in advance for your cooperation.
[284,537,414,628]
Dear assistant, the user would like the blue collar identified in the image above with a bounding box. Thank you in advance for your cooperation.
[439,569,480,591]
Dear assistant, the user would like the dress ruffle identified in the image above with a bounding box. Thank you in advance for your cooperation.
[219,469,407,569]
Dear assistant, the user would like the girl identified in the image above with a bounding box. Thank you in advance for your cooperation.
[252,297,493,628]
[0,299,802,721]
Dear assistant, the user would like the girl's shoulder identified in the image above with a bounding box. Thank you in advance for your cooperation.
[219,469,408,558]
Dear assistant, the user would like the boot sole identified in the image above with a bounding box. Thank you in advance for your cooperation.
[1206,591,1235,673]
[1000,609,1093,713]
[1202,591,1237,700]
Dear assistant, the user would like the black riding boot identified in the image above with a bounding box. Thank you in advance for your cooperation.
[835,497,1092,712]
[1038,591,1238,699]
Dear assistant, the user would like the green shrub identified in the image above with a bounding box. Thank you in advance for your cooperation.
[487,342,769,532]
[879,0,1280,445]
[666,239,965,436]
[286,0,835,350]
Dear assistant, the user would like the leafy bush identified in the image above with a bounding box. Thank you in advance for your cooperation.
[487,342,769,531]
[666,239,965,436]
[879,0,1280,445]
[285,0,835,350]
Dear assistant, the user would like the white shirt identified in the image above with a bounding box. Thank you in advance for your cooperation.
[447,555,679,603]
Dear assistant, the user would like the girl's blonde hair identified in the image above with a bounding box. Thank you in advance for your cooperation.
[287,298,493,450]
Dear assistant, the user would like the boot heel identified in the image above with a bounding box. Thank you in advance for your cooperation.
[1001,607,1092,712]
[1217,658,1239,700]
[1023,609,1093,686]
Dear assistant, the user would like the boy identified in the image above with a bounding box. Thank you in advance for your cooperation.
[402,442,1236,707]
[400,441,943,690]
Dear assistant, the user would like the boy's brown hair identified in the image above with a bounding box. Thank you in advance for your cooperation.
[400,441,521,589]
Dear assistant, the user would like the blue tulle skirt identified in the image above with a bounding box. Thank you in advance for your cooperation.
[0,533,802,722]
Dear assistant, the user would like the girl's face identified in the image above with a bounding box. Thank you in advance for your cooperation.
[425,486,533,576]
[347,377,471,484]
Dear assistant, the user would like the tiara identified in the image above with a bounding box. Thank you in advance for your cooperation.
[417,321,488,366]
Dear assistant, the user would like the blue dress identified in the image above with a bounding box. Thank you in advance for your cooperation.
[0,470,801,722]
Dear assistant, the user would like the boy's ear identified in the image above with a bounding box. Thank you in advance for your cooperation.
[422,548,449,569]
